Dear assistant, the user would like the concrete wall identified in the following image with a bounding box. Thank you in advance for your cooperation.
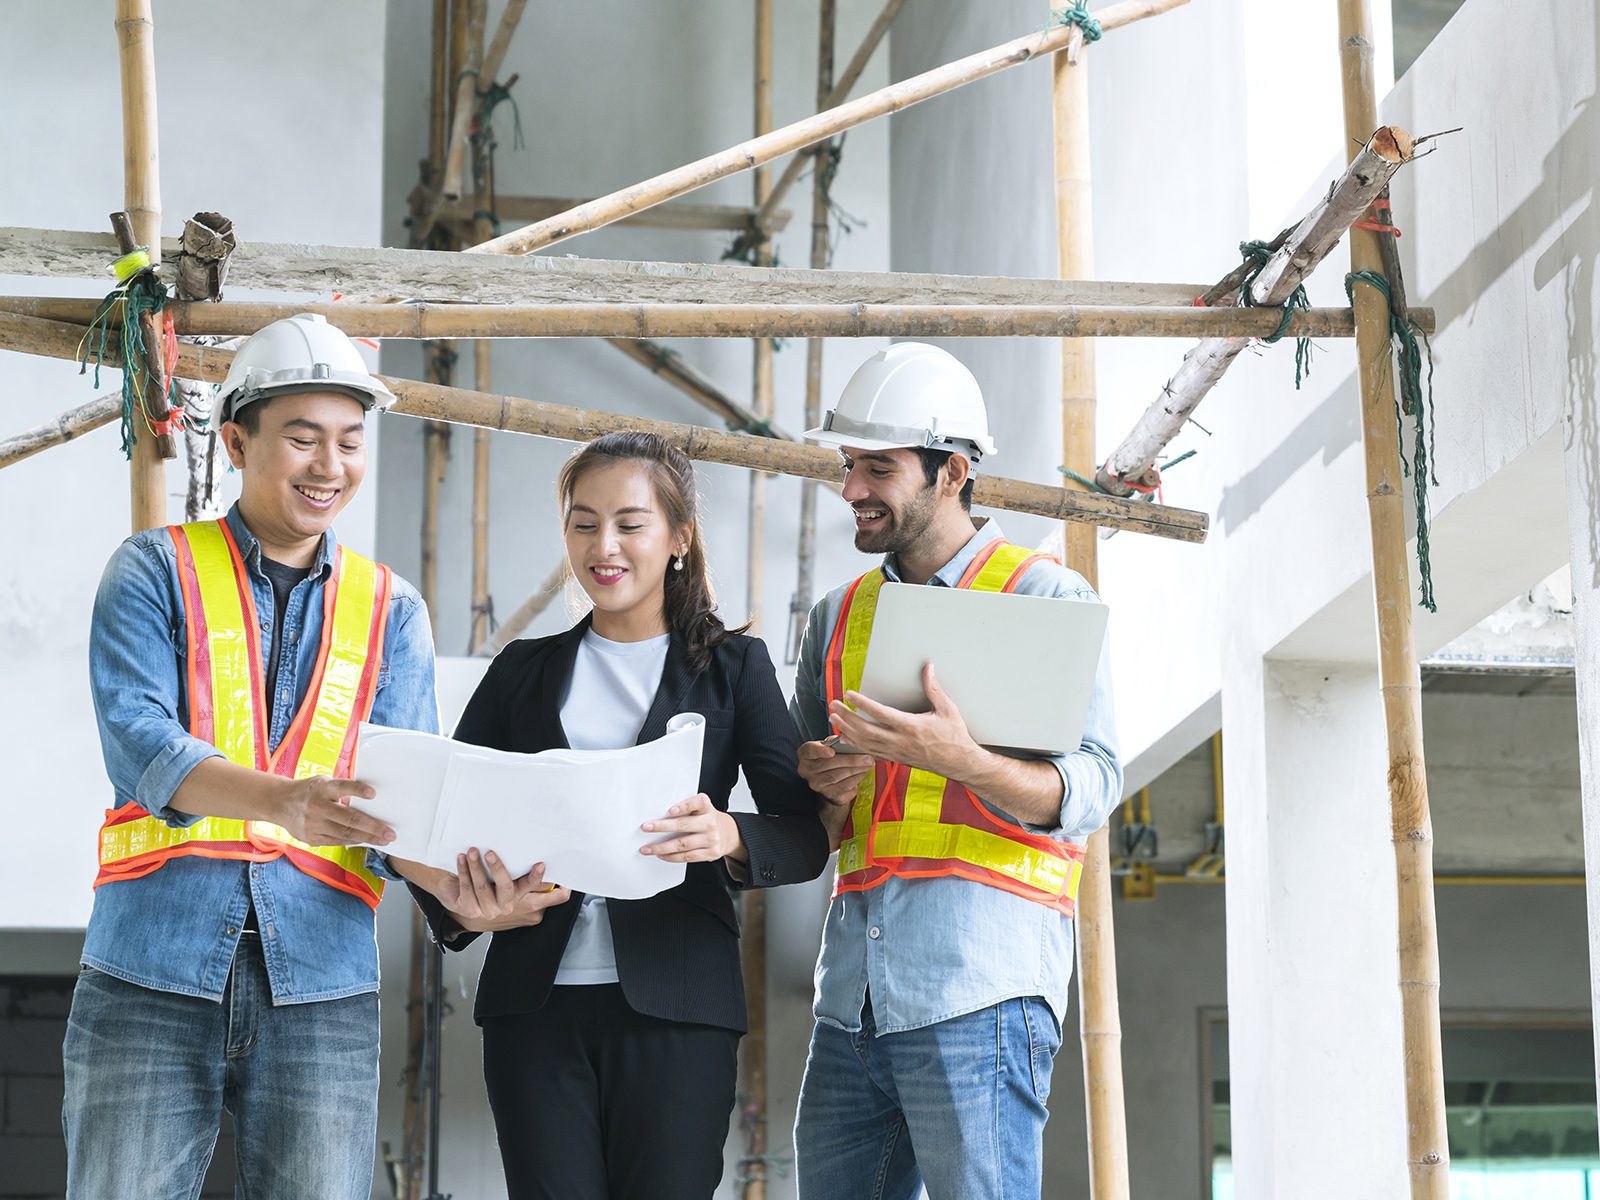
[0,0,387,930]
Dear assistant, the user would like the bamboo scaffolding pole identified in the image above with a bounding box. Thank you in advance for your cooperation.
[470,0,1189,256]
[2,228,1213,309]
[1,296,1425,341]
[1051,21,1130,1200]
[1096,124,1417,496]
[0,391,120,468]
[1336,3,1448,1196]
[476,558,568,658]
[752,0,905,236]
[790,0,836,667]
[739,6,773,1195]
[441,0,526,199]
[605,338,793,438]
[441,195,794,233]
[468,38,495,657]
[114,0,167,532]
[0,312,1209,541]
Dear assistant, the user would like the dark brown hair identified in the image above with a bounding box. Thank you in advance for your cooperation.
[556,431,746,671]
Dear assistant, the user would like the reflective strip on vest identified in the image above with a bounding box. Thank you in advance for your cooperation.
[825,540,1086,914]
[96,520,392,909]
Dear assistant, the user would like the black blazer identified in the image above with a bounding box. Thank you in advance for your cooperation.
[410,617,829,1033]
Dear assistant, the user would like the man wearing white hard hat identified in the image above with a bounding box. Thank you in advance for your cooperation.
[63,313,439,1199]
[789,343,1122,1199]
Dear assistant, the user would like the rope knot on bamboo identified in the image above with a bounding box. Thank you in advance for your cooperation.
[78,267,181,457]
[1047,2,1103,43]
[1345,268,1439,612]
[1236,239,1314,385]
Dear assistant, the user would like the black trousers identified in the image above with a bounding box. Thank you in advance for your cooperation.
[482,984,742,1200]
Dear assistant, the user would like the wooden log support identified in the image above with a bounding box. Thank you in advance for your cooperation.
[114,0,169,531]
[790,0,837,665]
[0,311,1210,544]
[1336,4,1449,1197]
[470,0,1189,256]
[1051,16,1132,1200]
[476,558,569,658]
[1095,124,1417,495]
[0,228,1212,309]
[441,0,526,200]
[753,0,904,236]
[0,296,1430,341]
[0,391,121,469]
[440,195,793,233]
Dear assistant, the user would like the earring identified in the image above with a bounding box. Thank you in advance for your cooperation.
[673,556,684,572]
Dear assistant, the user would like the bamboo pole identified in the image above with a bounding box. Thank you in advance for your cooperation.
[476,557,568,658]
[739,6,773,1196]
[0,311,1210,542]
[441,0,526,199]
[468,23,495,657]
[1336,3,1449,1195]
[470,0,1190,256]
[605,338,793,438]
[0,391,120,468]
[114,0,166,533]
[441,195,793,233]
[3,227,1215,310]
[1,296,1420,341]
[752,0,905,236]
[1096,124,1417,496]
[1052,23,1131,1200]
[790,0,836,666]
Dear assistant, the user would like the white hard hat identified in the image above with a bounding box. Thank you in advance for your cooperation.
[217,312,396,424]
[804,342,997,460]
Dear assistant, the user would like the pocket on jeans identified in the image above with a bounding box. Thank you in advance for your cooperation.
[1022,997,1062,1102]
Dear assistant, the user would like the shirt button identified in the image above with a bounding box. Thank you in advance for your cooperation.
[226,925,238,935]
[868,925,882,940]
[280,688,291,701]
[260,618,270,632]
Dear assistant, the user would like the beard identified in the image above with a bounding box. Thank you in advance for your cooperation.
[853,484,940,556]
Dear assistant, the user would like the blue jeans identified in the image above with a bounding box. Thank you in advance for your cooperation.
[794,996,1061,1200]
[62,934,380,1200]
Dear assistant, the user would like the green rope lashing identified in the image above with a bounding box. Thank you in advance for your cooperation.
[1048,2,1104,42]
[1059,450,1195,496]
[1237,240,1314,386]
[478,80,525,153]
[78,270,171,459]
[1345,268,1440,613]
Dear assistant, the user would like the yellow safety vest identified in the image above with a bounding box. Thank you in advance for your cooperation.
[96,519,391,909]
[824,539,1086,915]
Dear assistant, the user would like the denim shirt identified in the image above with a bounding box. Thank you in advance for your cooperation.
[82,504,439,1005]
[789,519,1122,1035]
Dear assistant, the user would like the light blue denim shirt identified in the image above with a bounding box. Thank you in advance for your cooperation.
[790,518,1122,1035]
[82,503,439,1005]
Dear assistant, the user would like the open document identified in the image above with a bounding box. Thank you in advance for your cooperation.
[352,714,705,900]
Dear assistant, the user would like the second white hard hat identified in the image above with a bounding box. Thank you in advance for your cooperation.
[217,312,396,424]
[804,342,997,460]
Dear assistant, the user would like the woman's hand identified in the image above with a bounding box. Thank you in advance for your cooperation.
[640,793,748,864]
[438,849,573,932]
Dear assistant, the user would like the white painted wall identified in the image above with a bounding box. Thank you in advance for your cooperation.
[0,0,388,931]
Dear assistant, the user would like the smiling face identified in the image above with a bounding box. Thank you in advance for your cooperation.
[838,446,949,556]
[563,460,688,640]
[222,390,368,567]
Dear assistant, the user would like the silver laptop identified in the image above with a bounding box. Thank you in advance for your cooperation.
[855,583,1108,756]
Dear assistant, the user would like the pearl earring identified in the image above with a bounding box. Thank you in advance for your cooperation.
[673,555,684,572]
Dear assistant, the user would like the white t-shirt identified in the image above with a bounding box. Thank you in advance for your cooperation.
[551,626,671,986]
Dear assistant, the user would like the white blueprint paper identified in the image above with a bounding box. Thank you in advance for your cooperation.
[353,714,704,899]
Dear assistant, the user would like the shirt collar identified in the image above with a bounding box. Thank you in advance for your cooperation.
[881,517,1004,587]
[224,502,338,580]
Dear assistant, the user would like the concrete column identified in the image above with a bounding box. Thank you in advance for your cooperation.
[1562,390,1600,1100]
[1220,654,1409,1197]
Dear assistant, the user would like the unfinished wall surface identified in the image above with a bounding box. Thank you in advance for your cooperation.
[0,0,388,931]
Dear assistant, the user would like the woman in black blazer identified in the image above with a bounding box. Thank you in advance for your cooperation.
[406,431,829,1200]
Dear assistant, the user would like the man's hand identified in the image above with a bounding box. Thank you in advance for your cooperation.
[640,793,748,864]
[273,775,395,847]
[797,740,874,806]
[828,663,979,782]
[437,850,572,933]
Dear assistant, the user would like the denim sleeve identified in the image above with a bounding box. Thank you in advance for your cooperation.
[364,583,440,880]
[1011,566,1124,841]
[787,597,833,744]
[88,536,222,827]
